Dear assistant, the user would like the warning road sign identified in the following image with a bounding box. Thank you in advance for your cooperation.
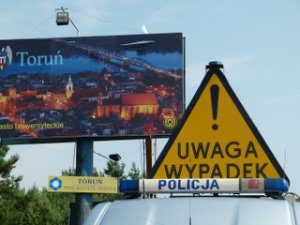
[150,63,289,183]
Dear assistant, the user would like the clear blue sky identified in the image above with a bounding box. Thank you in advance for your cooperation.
[2,0,300,194]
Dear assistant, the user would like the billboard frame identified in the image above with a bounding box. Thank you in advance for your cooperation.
[0,33,185,144]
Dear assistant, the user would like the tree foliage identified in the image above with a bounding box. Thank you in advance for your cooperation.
[128,162,141,179]
[0,143,22,197]
[0,143,142,225]
[104,160,126,178]
[0,143,23,224]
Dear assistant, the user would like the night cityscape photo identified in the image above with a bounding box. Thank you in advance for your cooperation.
[0,33,184,141]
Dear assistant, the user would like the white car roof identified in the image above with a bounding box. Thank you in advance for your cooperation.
[84,196,300,225]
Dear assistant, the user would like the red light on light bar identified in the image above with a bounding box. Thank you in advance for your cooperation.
[247,179,260,189]
[241,178,265,192]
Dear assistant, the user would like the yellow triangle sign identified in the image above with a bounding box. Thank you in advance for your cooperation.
[150,66,289,183]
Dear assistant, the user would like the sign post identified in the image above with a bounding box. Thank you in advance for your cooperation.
[150,62,289,183]
[146,136,152,176]
[75,138,93,225]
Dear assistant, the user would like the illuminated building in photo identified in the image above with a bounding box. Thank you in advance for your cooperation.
[120,93,159,121]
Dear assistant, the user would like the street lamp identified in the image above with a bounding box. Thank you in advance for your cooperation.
[56,10,69,25]
[56,7,80,36]
[93,151,121,162]
[109,154,121,162]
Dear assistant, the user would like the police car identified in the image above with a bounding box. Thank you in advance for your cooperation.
[83,178,300,225]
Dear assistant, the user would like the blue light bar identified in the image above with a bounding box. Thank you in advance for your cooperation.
[119,178,289,194]
[265,178,289,193]
[119,180,139,193]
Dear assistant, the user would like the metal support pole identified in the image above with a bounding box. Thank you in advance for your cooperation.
[74,138,93,225]
[145,136,152,177]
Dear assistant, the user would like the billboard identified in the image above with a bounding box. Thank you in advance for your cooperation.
[0,33,184,142]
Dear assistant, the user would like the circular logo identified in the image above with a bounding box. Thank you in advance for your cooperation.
[49,177,62,191]
[163,115,177,129]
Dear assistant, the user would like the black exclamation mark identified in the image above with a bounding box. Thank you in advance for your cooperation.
[210,84,219,130]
